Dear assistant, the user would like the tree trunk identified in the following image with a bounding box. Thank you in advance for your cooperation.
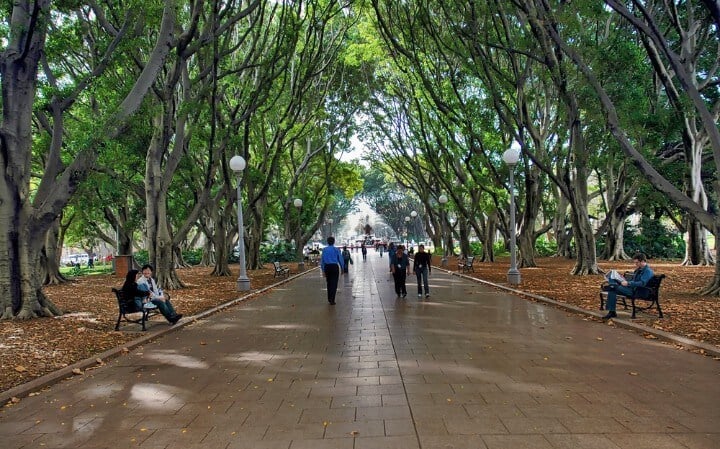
[682,217,715,266]
[146,178,185,289]
[698,231,720,294]
[211,211,232,276]
[480,213,496,262]
[144,110,184,289]
[566,113,599,275]
[551,195,573,258]
[568,198,600,274]
[517,230,535,268]
[0,0,61,319]
[43,219,68,285]
[246,196,267,269]
[458,219,471,258]
[518,166,541,268]
[603,212,630,261]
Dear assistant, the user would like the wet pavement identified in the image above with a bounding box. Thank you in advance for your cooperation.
[1,252,719,449]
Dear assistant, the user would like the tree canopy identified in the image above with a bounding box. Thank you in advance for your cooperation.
[2,0,720,320]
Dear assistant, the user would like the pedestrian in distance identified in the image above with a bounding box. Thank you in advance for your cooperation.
[320,236,345,305]
[391,245,411,298]
[388,242,396,273]
[361,243,367,261]
[413,244,432,298]
[341,246,353,274]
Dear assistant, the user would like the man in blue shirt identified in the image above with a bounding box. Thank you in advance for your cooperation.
[320,236,345,305]
[602,252,654,320]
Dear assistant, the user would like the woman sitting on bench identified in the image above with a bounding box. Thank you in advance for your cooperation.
[121,269,152,311]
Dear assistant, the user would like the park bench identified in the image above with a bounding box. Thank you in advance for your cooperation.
[308,253,320,266]
[273,261,290,278]
[458,256,475,273]
[599,273,665,319]
[112,288,159,331]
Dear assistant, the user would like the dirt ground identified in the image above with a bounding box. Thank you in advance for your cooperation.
[1,257,719,395]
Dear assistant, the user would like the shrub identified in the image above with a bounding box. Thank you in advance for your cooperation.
[182,248,204,266]
[534,236,558,257]
[134,250,149,267]
[624,217,685,259]
[493,241,508,256]
[260,241,296,263]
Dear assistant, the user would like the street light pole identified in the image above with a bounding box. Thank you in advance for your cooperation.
[230,155,251,291]
[439,194,448,267]
[294,198,304,270]
[328,218,334,237]
[503,142,521,285]
[410,210,418,245]
[404,216,410,246]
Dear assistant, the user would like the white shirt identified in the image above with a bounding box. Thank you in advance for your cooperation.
[138,276,163,299]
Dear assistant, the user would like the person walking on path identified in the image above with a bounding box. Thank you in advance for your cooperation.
[391,245,411,298]
[601,252,654,320]
[320,236,345,305]
[341,246,353,274]
[388,242,396,272]
[361,243,367,261]
[413,244,432,298]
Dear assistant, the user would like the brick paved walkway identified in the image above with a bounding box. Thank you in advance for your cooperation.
[1,253,719,448]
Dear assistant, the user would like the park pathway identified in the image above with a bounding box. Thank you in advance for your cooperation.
[1,250,719,449]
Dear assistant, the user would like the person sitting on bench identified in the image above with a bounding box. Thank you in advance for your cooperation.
[601,252,654,321]
[138,264,183,325]
[121,269,152,311]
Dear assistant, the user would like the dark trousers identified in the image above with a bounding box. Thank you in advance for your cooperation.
[415,267,429,295]
[393,270,407,296]
[151,298,177,321]
[604,280,634,311]
[324,264,340,302]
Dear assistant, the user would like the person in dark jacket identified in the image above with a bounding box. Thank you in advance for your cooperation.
[601,252,654,320]
[121,269,151,311]
[391,246,411,298]
[341,246,353,274]
[412,244,432,298]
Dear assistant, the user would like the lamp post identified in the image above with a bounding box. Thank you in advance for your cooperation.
[439,194,448,267]
[230,155,251,291]
[410,210,418,245]
[294,198,304,270]
[404,216,410,246]
[502,142,521,285]
[328,218,334,237]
